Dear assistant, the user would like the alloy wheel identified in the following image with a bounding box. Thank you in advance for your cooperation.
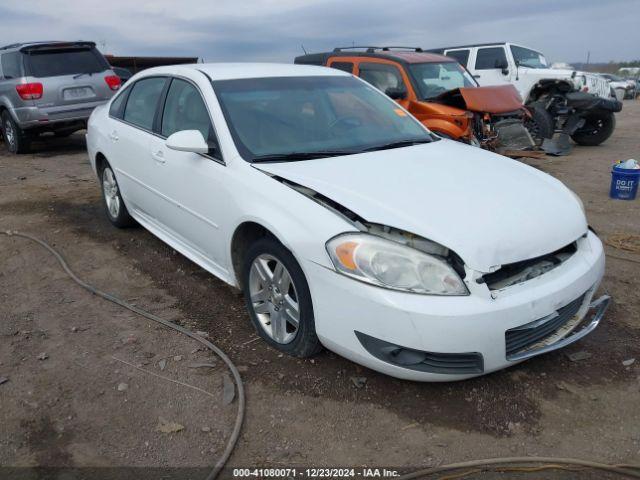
[102,167,121,219]
[4,120,15,150]
[248,254,300,344]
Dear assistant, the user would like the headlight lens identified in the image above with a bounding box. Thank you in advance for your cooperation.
[326,233,468,295]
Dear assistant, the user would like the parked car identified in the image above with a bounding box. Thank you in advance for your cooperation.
[111,66,133,84]
[0,41,120,153]
[428,42,622,146]
[599,73,636,100]
[295,47,536,153]
[86,63,609,381]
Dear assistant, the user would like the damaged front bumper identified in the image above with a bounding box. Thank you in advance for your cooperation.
[306,230,606,381]
[506,293,610,361]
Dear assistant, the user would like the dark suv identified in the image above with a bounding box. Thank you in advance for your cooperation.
[0,41,120,153]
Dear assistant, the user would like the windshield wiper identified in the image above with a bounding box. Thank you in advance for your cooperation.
[360,138,432,153]
[252,150,357,163]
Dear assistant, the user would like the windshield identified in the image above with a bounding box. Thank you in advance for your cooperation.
[25,48,108,78]
[409,62,477,100]
[510,45,548,69]
[212,75,432,162]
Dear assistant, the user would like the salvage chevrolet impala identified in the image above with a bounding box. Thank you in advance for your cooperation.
[86,64,609,381]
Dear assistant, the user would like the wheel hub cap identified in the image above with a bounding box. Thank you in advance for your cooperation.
[248,254,300,344]
[102,168,121,218]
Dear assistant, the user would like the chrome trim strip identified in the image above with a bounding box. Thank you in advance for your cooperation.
[507,294,610,361]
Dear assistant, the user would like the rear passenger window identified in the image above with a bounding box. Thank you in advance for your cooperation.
[1,52,23,79]
[329,62,354,74]
[123,77,166,131]
[446,49,470,67]
[475,47,508,70]
[358,63,406,94]
[109,89,129,119]
[161,79,213,143]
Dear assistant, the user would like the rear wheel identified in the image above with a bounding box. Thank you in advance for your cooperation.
[100,163,136,228]
[1,111,31,154]
[242,236,322,357]
[571,112,616,146]
[524,102,554,145]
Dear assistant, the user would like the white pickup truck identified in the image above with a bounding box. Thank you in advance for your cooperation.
[428,42,622,146]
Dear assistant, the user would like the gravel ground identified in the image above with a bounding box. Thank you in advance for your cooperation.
[1,101,639,479]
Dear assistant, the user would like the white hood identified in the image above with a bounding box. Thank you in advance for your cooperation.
[256,140,587,272]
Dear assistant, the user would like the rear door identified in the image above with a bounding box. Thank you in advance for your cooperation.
[469,46,512,86]
[107,76,169,219]
[22,44,118,116]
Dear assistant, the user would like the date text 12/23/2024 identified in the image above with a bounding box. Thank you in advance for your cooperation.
[233,468,400,478]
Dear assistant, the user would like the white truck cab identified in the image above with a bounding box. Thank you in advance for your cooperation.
[428,42,621,147]
[436,42,610,102]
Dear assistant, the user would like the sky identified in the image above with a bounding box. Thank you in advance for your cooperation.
[1,0,638,64]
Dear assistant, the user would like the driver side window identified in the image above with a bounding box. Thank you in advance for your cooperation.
[358,63,406,95]
[161,78,214,146]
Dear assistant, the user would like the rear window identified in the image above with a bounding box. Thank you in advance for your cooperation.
[25,48,108,78]
[475,47,508,70]
[1,52,23,79]
[445,49,470,67]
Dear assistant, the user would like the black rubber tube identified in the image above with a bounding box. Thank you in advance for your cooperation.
[1,230,244,480]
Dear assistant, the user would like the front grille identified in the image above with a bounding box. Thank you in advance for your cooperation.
[482,242,577,291]
[355,331,483,375]
[505,293,586,358]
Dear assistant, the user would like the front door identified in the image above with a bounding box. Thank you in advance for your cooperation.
[147,77,229,273]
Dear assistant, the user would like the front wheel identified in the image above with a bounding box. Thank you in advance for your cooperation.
[570,112,616,146]
[242,237,322,357]
[524,102,554,145]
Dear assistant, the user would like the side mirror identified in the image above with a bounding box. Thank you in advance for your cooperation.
[494,59,509,76]
[166,130,209,154]
[385,86,407,100]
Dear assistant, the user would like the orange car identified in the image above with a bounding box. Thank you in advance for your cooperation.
[295,47,535,153]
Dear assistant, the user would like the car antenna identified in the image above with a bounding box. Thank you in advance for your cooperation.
[301,44,308,55]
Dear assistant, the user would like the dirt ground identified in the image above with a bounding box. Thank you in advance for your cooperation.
[1,102,639,480]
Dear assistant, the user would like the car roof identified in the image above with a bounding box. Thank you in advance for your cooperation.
[0,41,96,52]
[138,63,349,81]
[426,42,509,53]
[296,49,453,66]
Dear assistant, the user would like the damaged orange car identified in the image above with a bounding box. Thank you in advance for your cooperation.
[295,47,537,154]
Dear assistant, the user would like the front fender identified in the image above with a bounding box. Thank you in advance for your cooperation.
[224,167,357,284]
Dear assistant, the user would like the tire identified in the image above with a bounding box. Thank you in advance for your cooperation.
[570,112,616,146]
[99,162,136,228]
[524,102,554,145]
[1,111,31,154]
[242,236,322,357]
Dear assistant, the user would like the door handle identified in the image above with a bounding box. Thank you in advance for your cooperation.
[108,131,119,141]
[473,74,481,79]
[152,150,166,164]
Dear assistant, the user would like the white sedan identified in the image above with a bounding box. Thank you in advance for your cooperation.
[86,63,609,381]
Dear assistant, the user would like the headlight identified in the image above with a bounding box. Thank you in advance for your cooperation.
[326,233,468,295]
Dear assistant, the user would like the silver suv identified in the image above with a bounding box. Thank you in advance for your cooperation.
[0,41,120,154]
